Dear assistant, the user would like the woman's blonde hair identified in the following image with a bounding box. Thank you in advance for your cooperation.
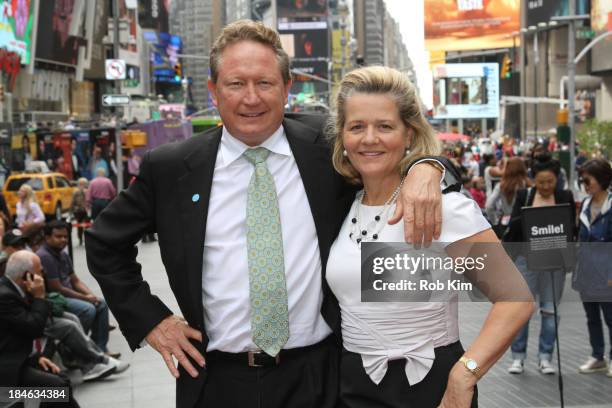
[18,184,37,219]
[327,66,440,184]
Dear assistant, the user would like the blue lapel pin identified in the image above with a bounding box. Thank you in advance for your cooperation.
[192,194,200,203]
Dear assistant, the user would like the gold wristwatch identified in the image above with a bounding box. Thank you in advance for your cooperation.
[459,356,481,379]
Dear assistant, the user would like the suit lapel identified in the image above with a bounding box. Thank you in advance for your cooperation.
[177,129,222,334]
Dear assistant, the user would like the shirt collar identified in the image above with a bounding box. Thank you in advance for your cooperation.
[218,125,291,168]
[6,276,26,298]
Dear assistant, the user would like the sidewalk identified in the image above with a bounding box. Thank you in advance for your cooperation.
[73,240,611,407]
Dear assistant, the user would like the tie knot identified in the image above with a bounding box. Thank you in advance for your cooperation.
[243,147,270,165]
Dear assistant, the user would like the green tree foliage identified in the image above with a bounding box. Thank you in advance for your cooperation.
[577,119,612,158]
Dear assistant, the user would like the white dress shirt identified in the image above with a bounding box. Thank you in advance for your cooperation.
[202,126,332,352]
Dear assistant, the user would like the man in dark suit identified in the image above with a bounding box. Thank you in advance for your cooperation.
[0,250,80,407]
[85,20,456,408]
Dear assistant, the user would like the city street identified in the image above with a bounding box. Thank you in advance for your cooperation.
[71,236,612,408]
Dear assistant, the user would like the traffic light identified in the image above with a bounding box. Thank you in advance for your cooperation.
[557,109,570,145]
[506,57,513,78]
[0,83,4,103]
[500,55,512,79]
[174,63,182,82]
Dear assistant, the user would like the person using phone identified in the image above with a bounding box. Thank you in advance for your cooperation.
[0,250,81,407]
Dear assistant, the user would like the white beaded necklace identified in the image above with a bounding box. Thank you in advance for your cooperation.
[349,177,405,247]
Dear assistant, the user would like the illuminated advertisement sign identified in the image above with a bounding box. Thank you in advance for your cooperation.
[432,63,499,119]
[291,59,328,96]
[591,0,612,72]
[277,0,327,18]
[144,31,182,83]
[526,0,590,27]
[279,29,329,59]
[425,0,520,52]
[0,0,36,64]
[35,0,81,66]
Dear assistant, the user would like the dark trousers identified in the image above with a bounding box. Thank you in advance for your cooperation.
[73,209,89,245]
[17,366,80,407]
[65,298,109,352]
[197,337,339,408]
[91,199,110,220]
[339,341,478,408]
[583,302,612,360]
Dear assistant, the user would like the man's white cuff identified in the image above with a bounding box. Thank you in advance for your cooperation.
[407,158,447,189]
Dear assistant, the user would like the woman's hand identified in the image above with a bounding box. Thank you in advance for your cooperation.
[437,362,477,408]
[38,356,61,374]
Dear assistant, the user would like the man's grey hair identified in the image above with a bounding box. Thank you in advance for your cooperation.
[5,251,34,281]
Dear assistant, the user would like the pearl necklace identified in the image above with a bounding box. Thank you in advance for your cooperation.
[349,178,405,246]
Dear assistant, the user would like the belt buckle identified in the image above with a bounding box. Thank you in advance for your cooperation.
[247,350,280,367]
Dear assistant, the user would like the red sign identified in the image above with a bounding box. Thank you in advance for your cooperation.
[0,48,21,92]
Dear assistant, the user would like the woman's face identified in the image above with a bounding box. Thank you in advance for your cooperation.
[342,93,410,182]
[534,170,557,198]
[17,187,27,199]
[582,173,603,196]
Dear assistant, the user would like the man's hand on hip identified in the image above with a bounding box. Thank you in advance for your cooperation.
[389,162,442,247]
[145,315,205,379]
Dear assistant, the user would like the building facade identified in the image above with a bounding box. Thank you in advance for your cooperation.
[170,0,225,110]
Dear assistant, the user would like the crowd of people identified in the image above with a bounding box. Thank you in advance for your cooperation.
[0,220,131,406]
[441,135,612,377]
[0,139,137,405]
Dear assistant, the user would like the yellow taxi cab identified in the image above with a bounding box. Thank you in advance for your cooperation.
[3,172,76,220]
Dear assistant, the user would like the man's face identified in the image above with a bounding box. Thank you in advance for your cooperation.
[208,41,291,146]
[46,228,69,251]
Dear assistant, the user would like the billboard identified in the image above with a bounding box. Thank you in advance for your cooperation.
[144,31,182,83]
[591,0,612,72]
[432,63,499,119]
[35,0,81,66]
[290,59,328,96]
[277,0,327,18]
[424,0,520,52]
[526,0,590,27]
[279,29,329,59]
[138,0,170,33]
[0,0,35,65]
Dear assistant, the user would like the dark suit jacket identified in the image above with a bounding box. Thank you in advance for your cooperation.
[0,276,51,386]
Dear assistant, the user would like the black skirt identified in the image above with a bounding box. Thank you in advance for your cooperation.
[339,341,478,408]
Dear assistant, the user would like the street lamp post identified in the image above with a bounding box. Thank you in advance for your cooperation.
[550,11,590,191]
[112,0,124,191]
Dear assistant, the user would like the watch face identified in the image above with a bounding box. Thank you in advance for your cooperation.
[466,359,478,370]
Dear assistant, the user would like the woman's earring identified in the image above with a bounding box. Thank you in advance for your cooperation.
[405,148,410,156]
[343,149,348,157]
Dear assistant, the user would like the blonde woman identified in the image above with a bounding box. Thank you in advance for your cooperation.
[16,184,45,234]
[70,178,90,246]
[325,66,534,407]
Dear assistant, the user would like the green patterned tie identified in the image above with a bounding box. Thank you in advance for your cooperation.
[243,147,289,356]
